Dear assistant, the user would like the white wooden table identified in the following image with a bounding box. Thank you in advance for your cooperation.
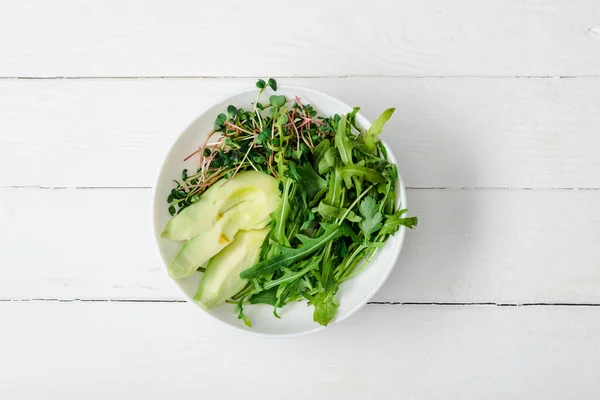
[1,1,600,398]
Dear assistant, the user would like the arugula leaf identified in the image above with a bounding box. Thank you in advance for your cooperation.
[318,147,339,174]
[258,225,274,261]
[377,141,388,160]
[324,166,344,207]
[270,177,294,246]
[287,162,302,183]
[300,211,316,232]
[340,222,360,241]
[358,196,383,239]
[364,108,395,153]
[312,285,339,326]
[339,161,385,189]
[317,201,362,223]
[263,255,321,290]
[347,107,361,132]
[234,299,252,328]
[296,163,327,201]
[379,208,419,237]
[379,164,399,214]
[249,288,278,306]
[308,187,329,208]
[240,224,342,279]
[353,175,363,198]
[312,139,331,170]
[334,115,355,165]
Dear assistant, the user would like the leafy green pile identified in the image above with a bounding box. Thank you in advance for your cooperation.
[169,79,417,326]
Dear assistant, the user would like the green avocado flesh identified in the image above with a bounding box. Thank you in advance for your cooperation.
[165,171,280,279]
[162,170,280,241]
[194,228,269,309]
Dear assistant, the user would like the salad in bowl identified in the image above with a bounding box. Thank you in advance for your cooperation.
[153,79,417,336]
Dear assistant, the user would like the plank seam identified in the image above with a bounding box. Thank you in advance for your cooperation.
[1,299,600,307]
[0,75,598,80]
[368,302,600,307]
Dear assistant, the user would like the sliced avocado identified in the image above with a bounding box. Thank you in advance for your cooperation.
[162,170,279,241]
[168,207,260,279]
[194,228,269,308]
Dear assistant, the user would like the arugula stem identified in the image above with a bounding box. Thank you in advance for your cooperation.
[253,89,264,131]
[336,185,374,224]
[263,257,321,290]
[334,244,365,280]
[341,248,377,282]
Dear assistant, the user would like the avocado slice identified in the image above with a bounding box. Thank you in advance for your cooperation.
[168,205,267,279]
[162,170,279,241]
[165,170,280,279]
[194,228,269,309]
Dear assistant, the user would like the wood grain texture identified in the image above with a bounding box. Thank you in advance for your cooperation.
[1,302,599,399]
[2,188,598,303]
[2,77,600,188]
[1,0,599,77]
[2,1,599,397]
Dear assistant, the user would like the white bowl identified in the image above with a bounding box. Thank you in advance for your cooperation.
[153,85,407,337]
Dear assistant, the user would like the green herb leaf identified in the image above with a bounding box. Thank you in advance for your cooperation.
[308,187,329,208]
[318,147,339,175]
[378,141,388,160]
[300,211,316,232]
[271,177,294,247]
[334,115,355,165]
[364,108,395,153]
[255,128,270,144]
[340,222,360,241]
[249,288,278,306]
[263,256,321,290]
[234,299,252,328]
[278,111,289,125]
[227,105,239,116]
[270,95,286,108]
[317,201,362,223]
[256,79,266,89]
[339,162,385,189]
[213,113,227,130]
[347,106,361,132]
[324,166,344,207]
[379,208,419,236]
[312,139,331,169]
[240,224,343,279]
[312,286,339,326]
[358,196,383,238]
[296,163,327,201]
[267,78,277,91]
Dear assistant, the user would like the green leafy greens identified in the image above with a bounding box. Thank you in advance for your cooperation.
[167,79,417,327]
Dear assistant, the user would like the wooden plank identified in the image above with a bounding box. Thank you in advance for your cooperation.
[1,302,599,399]
[1,1,599,77]
[1,77,600,188]
[2,188,599,303]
